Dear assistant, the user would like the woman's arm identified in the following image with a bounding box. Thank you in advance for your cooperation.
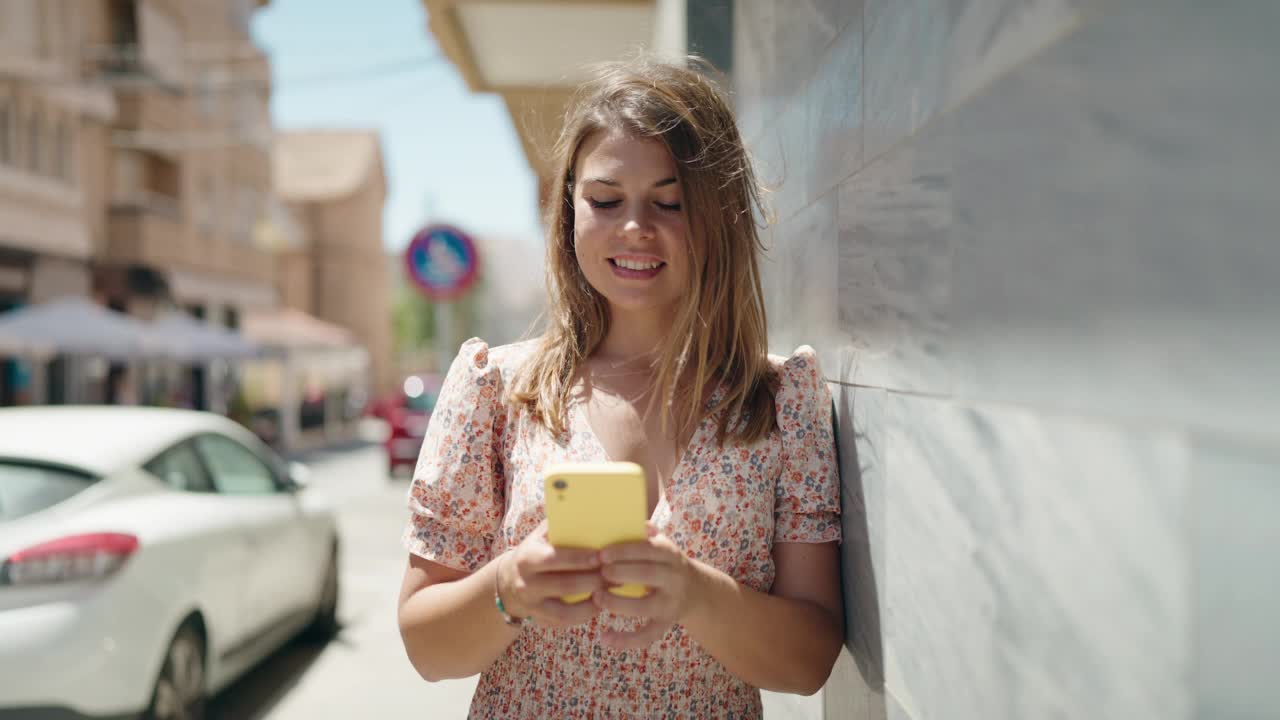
[682,541,844,695]
[594,534,844,695]
[397,554,517,682]
[398,527,607,682]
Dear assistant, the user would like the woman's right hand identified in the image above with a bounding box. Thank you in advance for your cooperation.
[496,520,605,628]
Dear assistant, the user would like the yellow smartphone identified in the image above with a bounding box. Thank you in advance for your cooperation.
[544,461,650,604]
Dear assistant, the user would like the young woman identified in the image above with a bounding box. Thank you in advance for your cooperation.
[398,56,843,719]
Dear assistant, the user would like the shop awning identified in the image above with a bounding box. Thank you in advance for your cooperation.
[153,311,262,361]
[240,307,356,351]
[0,297,263,361]
[0,297,174,360]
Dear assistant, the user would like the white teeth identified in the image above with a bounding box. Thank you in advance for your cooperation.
[614,258,661,271]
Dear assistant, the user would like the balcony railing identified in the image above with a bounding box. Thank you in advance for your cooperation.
[108,194,275,287]
[84,44,187,93]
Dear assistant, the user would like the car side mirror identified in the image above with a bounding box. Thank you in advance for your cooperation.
[285,461,311,492]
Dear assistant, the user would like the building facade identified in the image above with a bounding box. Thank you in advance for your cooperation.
[426,1,1280,719]
[274,130,394,397]
[0,0,117,404]
[82,0,278,327]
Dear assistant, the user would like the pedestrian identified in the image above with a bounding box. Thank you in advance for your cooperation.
[398,55,843,719]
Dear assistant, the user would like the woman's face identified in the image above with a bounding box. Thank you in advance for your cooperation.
[571,129,690,319]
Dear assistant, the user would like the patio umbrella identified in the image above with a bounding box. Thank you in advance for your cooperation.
[152,311,262,361]
[0,297,178,360]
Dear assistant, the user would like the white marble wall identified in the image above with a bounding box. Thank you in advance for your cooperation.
[737,0,1280,718]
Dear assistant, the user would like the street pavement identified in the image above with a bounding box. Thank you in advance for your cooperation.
[207,442,477,720]
[205,438,817,719]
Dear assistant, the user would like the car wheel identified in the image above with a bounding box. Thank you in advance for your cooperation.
[146,621,206,720]
[304,544,340,641]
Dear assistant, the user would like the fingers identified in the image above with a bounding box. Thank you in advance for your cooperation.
[523,570,606,601]
[600,539,674,565]
[590,587,669,618]
[534,597,602,628]
[601,560,673,589]
[522,543,603,572]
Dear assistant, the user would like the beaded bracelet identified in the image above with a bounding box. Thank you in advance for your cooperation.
[494,551,532,627]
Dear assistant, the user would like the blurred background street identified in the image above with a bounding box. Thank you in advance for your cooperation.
[3,0,1278,718]
[206,427,476,720]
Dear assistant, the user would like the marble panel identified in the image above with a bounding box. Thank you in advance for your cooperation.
[771,0,855,103]
[762,690,823,720]
[883,394,1192,720]
[835,117,952,394]
[944,0,1085,112]
[753,94,813,225]
[807,18,864,203]
[766,190,838,368]
[1194,442,1280,719]
[832,382,887,693]
[734,0,780,143]
[863,0,948,162]
[823,645,888,720]
[946,0,1280,441]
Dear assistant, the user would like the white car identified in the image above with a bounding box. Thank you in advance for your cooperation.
[0,406,340,720]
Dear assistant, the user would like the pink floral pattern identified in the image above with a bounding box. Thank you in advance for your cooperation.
[403,338,840,719]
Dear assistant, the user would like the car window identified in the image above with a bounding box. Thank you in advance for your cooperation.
[144,442,214,493]
[0,461,96,521]
[195,434,280,495]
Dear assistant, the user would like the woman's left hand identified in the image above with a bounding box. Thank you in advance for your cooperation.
[592,522,701,650]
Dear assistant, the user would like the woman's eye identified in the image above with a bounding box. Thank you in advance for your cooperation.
[587,198,621,209]
[656,202,682,212]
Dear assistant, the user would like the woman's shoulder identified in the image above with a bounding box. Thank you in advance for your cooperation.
[766,345,823,391]
[764,345,828,420]
[453,337,541,387]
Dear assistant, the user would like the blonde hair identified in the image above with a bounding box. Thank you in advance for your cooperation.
[511,55,778,445]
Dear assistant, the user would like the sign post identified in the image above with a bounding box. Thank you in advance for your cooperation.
[403,224,480,373]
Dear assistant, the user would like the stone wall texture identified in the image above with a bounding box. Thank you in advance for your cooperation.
[734,1,1280,718]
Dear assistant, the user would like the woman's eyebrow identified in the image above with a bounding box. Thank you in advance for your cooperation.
[582,176,679,188]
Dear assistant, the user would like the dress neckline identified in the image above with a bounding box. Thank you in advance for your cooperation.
[568,382,726,522]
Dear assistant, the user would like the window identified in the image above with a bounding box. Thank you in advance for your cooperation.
[229,0,254,34]
[144,442,214,493]
[0,1,39,60]
[197,175,215,234]
[0,461,95,521]
[108,0,138,48]
[54,120,72,181]
[195,434,279,495]
[0,99,11,165]
[27,111,41,174]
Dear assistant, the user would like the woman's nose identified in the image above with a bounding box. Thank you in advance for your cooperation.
[620,209,654,240]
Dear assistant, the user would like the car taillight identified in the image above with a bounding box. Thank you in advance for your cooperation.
[1,532,139,586]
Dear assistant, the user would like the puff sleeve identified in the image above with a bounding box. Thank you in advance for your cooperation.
[401,338,507,572]
[773,346,841,544]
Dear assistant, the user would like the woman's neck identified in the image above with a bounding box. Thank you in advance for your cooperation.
[594,305,671,363]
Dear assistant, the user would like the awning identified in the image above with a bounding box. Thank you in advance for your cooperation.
[241,308,355,351]
[153,311,262,361]
[0,297,176,360]
[0,297,263,361]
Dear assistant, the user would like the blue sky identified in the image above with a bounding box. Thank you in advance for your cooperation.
[252,0,542,251]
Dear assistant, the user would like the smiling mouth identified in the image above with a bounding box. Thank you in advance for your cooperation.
[608,257,666,280]
[609,257,665,271]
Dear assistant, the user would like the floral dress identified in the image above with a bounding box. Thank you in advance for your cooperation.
[402,338,841,719]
